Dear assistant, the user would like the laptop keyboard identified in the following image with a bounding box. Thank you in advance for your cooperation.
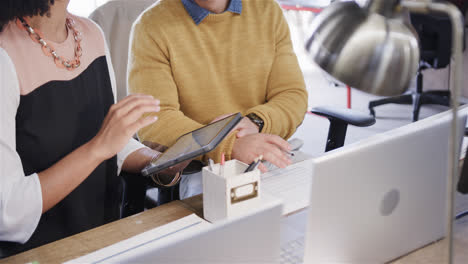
[280,236,305,264]
[262,161,312,214]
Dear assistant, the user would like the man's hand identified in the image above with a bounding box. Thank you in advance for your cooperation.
[235,117,260,137]
[231,134,292,172]
[211,114,259,137]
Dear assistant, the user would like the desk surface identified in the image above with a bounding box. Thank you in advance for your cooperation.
[0,200,198,264]
[2,195,468,264]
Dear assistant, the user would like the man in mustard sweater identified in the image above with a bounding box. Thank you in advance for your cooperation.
[128,0,308,198]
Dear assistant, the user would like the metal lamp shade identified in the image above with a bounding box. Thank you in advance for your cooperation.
[305,1,420,96]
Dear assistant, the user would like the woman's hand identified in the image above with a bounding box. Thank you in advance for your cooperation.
[89,94,160,161]
[142,141,192,176]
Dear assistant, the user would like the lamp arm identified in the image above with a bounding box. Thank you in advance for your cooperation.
[366,0,400,17]
[400,2,464,263]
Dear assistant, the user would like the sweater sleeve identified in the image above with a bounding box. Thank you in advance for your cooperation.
[128,22,238,163]
[245,2,308,139]
[128,21,204,145]
[0,48,42,244]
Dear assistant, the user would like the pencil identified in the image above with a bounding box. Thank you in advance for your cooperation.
[220,152,225,177]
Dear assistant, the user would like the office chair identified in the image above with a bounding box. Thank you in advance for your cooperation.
[368,12,460,122]
[89,0,156,101]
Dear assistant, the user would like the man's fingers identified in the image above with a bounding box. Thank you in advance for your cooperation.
[257,163,268,173]
[260,139,292,168]
[265,134,291,152]
[262,148,290,169]
[237,130,247,138]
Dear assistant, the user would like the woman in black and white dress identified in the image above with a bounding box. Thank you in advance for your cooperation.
[0,0,174,255]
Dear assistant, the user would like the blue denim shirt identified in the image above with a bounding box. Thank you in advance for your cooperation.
[181,0,242,25]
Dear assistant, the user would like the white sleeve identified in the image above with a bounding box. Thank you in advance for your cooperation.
[0,48,42,244]
[93,21,147,174]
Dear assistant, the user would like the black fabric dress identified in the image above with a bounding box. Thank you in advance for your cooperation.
[0,57,122,254]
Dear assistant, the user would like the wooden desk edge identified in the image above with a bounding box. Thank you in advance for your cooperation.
[0,200,196,264]
[3,194,467,264]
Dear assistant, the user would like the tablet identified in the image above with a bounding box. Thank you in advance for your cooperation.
[141,113,243,177]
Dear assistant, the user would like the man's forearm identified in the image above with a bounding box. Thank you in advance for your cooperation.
[247,93,308,139]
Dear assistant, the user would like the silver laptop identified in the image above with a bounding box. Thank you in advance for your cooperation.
[135,197,282,264]
[74,196,283,264]
[281,109,466,264]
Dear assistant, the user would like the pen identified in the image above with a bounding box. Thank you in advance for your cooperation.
[244,155,263,173]
[251,155,263,171]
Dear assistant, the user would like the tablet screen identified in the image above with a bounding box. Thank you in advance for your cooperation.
[142,113,241,176]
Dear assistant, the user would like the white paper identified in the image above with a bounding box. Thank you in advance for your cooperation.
[64,214,210,264]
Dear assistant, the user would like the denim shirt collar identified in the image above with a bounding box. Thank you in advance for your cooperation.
[181,0,242,25]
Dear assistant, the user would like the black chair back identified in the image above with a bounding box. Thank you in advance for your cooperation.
[410,13,452,69]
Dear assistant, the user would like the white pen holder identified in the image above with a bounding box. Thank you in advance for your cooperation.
[202,159,261,223]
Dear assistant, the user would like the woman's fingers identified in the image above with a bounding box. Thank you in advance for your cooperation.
[117,93,155,106]
[128,115,158,135]
[120,103,160,127]
[110,94,159,120]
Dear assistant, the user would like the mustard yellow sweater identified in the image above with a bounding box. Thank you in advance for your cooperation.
[128,0,308,162]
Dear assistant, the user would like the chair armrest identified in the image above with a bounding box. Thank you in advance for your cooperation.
[310,106,376,127]
[310,106,376,152]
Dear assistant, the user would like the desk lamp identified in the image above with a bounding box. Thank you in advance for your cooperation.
[305,0,464,263]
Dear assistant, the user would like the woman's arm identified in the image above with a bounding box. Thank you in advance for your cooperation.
[0,48,42,243]
[37,95,160,213]
[1,46,158,243]
[1,50,156,240]
[121,146,156,173]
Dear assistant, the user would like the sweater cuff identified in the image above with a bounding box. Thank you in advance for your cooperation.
[247,105,273,135]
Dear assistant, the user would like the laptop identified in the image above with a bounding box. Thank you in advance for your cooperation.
[280,109,467,264]
[67,195,283,264]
